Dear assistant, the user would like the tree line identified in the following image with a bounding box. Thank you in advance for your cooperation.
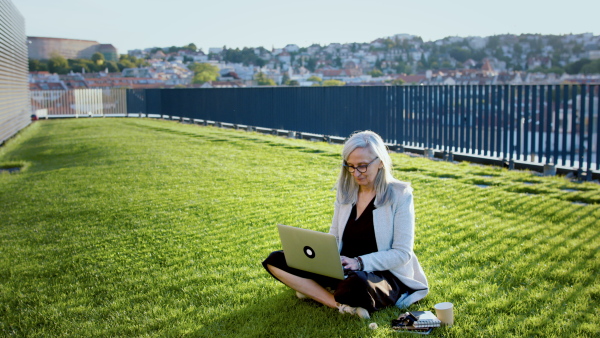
[28,53,149,75]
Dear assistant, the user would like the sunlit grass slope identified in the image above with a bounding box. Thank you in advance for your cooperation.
[0,118,598,337]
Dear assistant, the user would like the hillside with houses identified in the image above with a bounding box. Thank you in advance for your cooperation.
[29,33,600,90]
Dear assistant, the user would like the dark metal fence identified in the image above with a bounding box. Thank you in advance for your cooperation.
[128,85,599,176]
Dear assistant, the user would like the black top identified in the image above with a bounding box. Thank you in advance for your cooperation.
[340,196,378,258]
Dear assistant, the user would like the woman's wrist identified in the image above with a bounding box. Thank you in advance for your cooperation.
[355,256,364,271]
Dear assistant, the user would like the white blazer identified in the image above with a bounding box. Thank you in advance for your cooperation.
[329,181,429,308]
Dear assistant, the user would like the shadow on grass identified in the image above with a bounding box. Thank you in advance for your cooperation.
[188,290,373,337]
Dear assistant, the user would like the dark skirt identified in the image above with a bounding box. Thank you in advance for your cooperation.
[262,250,411,313]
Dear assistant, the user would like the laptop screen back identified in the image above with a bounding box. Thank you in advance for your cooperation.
[277,224,345,280]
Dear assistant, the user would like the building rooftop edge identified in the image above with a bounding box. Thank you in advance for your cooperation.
[27,36,100,44]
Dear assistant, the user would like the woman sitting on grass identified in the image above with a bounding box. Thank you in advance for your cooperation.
[263,130,429,319]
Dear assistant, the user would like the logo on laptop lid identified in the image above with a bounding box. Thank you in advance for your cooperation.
[303,246,316,259]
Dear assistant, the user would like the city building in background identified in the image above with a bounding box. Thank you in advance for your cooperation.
[27,36,118,61]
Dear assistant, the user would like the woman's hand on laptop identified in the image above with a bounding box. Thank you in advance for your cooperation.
[340,256,360,271]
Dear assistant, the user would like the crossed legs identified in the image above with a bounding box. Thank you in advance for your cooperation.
[265,264,338,309]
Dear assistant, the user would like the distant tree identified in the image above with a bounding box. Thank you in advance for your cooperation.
[185,43,197,52]
[48,54,69,74]
[255,58,266,68]
[394,60,409,74]
[449,47,471,63]
[254,72,276,86]
[382,38,395,50]
[369,69,383,77]
[68,58,95,73]
[28,59,48,72]
[222,47,263,66]
[307,75,322,83]
[286,80,300,86]
[104,61,120,73]
[565,58,591,74]
[117,54,148,71]
[374,59,382,70]
[389,78,405,86]
[419,54,429,69]
[513,43,523,57]
[401,39,410,51]
[547,35,561,49]
[118,59,136,71]
[493,47,505,59]
[322,79,345,86]
[91,52,105,66]
[306,57,317,72]
[333,57,342,67]
[471,50,487,62]
[529,66,565,75]
[572,44,584,55]
[486,35,501,50]
[581,59,600,74]
[189,63,220,84]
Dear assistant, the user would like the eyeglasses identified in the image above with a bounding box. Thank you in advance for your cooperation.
[343,157,379,174]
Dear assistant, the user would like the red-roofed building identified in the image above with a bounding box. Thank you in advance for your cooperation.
[317,68,362,79]
[85,77,165,89]
[29,82,67,90]
[393,74,427,85]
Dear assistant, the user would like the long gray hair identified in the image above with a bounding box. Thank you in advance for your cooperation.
[336,130,396,206]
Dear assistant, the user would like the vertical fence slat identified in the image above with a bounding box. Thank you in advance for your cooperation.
[561,85,568,166]
[524,85,530,162]
[587,85,595,173]
[531,85,542,163]
[398,86,404,146]
[501,85,508,159]
[516,85,522,161]
[479,84,483,155]
[491,85,497,156]
[570,85,578,167]
[579,85,586,174]
[539,86,546,163]
[553,85,560,164]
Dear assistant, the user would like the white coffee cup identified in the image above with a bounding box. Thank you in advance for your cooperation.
[434,302,454,327]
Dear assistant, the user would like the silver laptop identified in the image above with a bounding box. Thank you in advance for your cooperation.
[277,224,346,280]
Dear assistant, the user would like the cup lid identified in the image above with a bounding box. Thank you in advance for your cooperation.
[434,302,453,310]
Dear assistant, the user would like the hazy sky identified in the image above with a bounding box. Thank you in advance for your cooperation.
[12,0,600,54]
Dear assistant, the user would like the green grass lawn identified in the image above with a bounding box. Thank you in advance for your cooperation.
[0,118,598,337]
